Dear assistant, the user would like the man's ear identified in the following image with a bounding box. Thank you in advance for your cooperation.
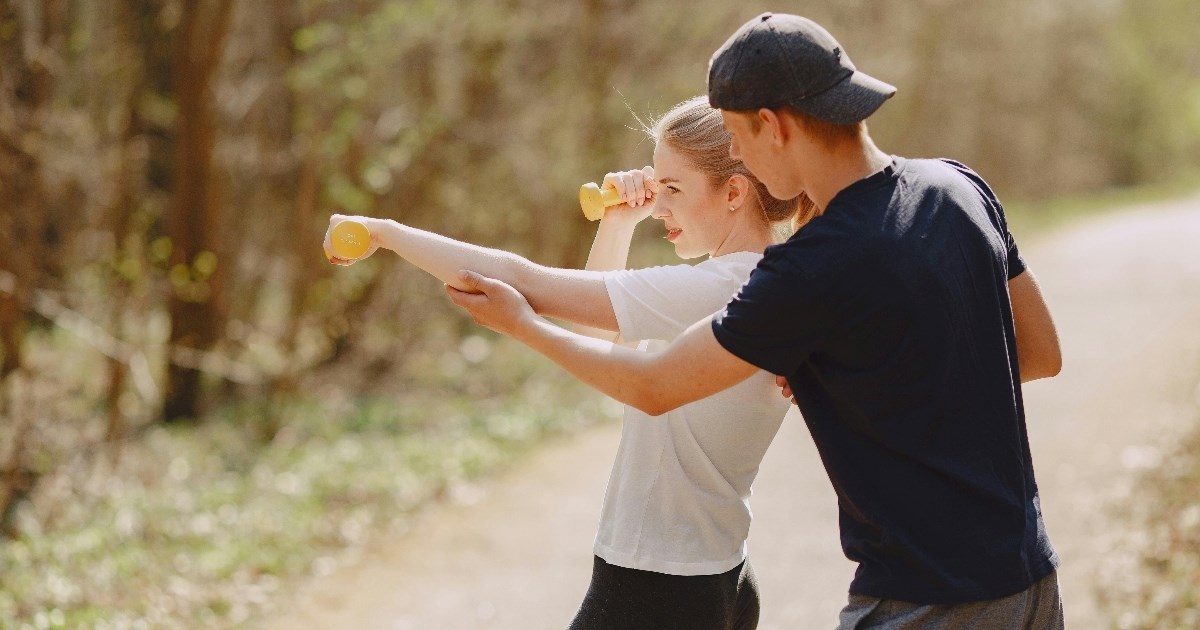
[757,108,788,147]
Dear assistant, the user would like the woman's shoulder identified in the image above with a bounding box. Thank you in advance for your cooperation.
[696,251,762,275]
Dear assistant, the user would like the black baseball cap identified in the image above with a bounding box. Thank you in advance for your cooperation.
[707,13,896,124]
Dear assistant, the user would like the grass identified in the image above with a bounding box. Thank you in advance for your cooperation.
[1099,416,1200,629]
[0,335,619,629]
[1005,172,1200,238]
[1009,175,1200,628]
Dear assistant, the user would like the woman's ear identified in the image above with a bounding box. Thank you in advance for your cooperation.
[727,174,752,211]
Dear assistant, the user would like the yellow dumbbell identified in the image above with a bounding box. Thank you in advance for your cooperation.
[325,220,372,261]
[578,182,624,221]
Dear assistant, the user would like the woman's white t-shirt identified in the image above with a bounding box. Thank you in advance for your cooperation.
[596,252,790,576]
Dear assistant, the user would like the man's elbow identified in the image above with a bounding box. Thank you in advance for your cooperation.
[1046,350,1063,378]
[1024,351,1063,382]
[1042,341,1063,378]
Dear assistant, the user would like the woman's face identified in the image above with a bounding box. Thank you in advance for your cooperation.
[651,143,735,260]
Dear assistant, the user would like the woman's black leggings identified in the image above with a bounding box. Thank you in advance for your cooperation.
[568,555,760,630]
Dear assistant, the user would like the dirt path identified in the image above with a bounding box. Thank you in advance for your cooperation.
[262,193,1200,630]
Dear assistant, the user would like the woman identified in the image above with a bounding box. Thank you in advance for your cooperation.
[325,96,813,629]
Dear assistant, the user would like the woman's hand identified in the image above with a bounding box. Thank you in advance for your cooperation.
[324,214,383,266]
[445,270,537,338]
[600,166,656,226]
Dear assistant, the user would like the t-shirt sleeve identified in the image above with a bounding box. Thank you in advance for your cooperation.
[940,158,1026,280]
[1004,228,1027,279]
[603,259,757,342]
[710,248,839,377]
[1002,214,1027,279]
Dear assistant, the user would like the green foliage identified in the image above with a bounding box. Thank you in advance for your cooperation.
[2,1,1200,626]
[0,339,618,628]
[1101,0,1200,186]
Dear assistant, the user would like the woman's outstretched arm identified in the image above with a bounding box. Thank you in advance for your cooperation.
[325,169,655,335]
[327,215,618,331]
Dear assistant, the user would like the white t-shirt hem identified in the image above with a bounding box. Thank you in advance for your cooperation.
[594,541,747,577]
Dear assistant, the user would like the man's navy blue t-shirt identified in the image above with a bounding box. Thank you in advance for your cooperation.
[711,157,1058,604]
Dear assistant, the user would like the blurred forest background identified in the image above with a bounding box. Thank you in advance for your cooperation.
[1,0,1198,627]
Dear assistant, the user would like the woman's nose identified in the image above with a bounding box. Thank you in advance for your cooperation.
[650,204,670,219]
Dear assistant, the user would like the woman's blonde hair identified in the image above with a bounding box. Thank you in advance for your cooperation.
[644,96,818,233]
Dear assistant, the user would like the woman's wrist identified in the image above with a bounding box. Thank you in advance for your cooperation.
[595,216,640,238]
[367,218,399,250]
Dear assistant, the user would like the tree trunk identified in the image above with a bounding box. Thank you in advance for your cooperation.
[0,0,61,383]
[0,0,66,537]
[162,0,235,423]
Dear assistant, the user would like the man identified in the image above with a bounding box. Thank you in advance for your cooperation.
[448,12,1064,629]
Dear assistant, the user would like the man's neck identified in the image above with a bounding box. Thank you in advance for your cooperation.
[804,136,891,211]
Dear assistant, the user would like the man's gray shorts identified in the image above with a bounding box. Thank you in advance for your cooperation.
[836,572,1064,630]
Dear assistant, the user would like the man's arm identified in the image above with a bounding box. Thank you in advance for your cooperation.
[447,270,759,415]
[1010,268,1062,381]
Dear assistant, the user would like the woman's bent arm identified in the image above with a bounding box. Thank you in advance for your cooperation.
[572,217,637,342]
[569,166,657,341]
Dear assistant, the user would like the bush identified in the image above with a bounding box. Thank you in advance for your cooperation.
[1099,416,1200,629]
[0,338,618,628]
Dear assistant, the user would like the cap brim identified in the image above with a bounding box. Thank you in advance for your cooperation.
[792,71,897,125]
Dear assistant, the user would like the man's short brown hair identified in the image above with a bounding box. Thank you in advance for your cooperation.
[745,106,865,148]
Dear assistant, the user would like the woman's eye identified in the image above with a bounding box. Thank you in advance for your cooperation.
[666,186,680,195]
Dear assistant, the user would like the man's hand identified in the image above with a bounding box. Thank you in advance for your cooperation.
[445,270,537,337]
[776,374,796,405]
[447,270,759,415]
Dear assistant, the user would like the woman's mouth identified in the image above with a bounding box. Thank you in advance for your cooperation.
[666,228,682,242]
